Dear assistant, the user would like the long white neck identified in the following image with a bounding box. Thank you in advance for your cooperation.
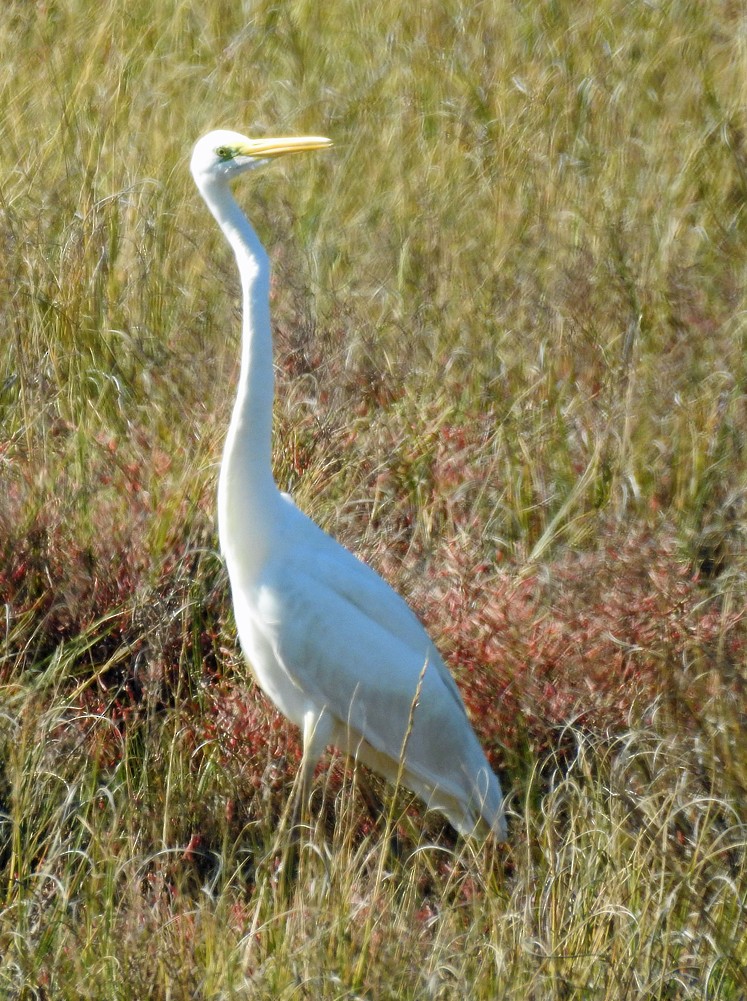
[198,178,281,571]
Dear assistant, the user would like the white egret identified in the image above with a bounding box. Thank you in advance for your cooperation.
[190,129,507,840]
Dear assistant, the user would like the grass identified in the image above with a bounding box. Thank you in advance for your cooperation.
[1,0,746,996]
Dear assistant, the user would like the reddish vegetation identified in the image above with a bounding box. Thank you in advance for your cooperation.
[2,446,744,815]
[186,681,303,798]
[417,533,745,767]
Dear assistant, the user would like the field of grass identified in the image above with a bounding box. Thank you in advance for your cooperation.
[1,0,746,997]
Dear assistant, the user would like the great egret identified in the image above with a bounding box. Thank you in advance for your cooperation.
[190,129,507,840]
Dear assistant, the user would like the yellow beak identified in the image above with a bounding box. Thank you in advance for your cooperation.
[236,136,332,159]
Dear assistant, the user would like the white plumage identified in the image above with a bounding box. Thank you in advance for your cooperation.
[190,129,506,840]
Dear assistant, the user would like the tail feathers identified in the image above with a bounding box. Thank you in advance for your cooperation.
[340,724,507,841]
[468,768,502,840]
[462,765,507,841]
[423,764,507,841]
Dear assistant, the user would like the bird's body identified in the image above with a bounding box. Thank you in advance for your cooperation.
[191,129,506,840]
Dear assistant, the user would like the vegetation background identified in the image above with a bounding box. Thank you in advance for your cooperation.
[1,0,746,997]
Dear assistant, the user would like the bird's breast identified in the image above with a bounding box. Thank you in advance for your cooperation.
[230,584,314,729]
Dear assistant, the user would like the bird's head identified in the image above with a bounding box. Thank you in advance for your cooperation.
[190,129,332,188]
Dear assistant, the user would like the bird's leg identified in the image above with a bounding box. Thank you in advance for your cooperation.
[289,747,316,834]
[290,709,332,834]
[355,769,385,822]
[272,715,329,882]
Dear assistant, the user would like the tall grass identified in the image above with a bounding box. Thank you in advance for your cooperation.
[1,0,746,997]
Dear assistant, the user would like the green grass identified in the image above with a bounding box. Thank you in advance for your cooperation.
[1,0,746,996]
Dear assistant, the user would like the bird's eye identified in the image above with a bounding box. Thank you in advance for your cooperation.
[215,146,234,160]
